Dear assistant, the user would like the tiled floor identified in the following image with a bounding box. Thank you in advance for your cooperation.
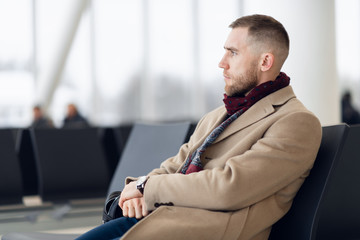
[0,197,105,237]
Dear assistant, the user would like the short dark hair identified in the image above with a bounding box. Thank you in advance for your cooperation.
[33,105,42,110]
[230,14,289,61]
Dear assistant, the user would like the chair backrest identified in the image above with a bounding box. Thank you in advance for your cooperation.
[269,124,349,240]
[0,129,23,205]
[315,124,360,239]
[107,122,191,195]
[31,128,110,202]
[15,129,38,196]
[184,122,197,143]
[98,125,133,179]
[112,124,133,160]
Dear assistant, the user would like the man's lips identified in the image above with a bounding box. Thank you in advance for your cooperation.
[223,73,231,80]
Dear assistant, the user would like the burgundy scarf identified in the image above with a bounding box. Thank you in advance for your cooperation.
[181,72,290,174]
[223,72,290,115]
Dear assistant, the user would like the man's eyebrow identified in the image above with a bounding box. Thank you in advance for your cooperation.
[224,46,238,52]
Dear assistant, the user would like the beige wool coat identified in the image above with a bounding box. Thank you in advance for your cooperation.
[122,86,322,240]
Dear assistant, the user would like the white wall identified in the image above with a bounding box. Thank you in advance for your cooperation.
[243,0,339,125]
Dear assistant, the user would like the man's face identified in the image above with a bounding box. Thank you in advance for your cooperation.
[33,108,42,119]
[67,105,77,117]
[219,27,260,96]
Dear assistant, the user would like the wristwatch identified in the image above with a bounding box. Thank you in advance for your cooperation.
[136,176,149,194]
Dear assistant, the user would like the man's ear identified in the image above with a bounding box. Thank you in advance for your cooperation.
[260,53,274,71]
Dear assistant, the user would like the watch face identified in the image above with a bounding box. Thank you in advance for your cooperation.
[137,176,148,186]
[136,176,148,194]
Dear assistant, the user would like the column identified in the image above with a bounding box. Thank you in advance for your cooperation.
[242,0,339,125]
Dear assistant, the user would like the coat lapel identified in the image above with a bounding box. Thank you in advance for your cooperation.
[214,86,296,143]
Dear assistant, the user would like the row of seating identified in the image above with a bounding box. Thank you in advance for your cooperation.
[0,122,196,207]
[2,123,360,239]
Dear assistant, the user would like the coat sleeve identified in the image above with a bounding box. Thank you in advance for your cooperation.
[143,111,322,212]
[124,142,191,184]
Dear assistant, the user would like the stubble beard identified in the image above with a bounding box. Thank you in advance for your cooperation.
[225,67,258,97]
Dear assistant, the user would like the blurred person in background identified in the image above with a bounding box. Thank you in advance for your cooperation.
[341,90,360,125]
[30,105,54,128]
[62,103,90,128]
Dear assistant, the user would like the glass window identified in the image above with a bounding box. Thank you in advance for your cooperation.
[51,5,92,127]
[335,0,360,107]
[198,0,240,113]
[144,0,194,121]
[35,0,92,127]
[93,0,143,125]
[0,0,33,127]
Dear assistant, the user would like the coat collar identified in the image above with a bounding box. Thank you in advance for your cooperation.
[213,85,296,143]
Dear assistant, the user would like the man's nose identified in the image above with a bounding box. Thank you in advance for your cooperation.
[218,56,229,69]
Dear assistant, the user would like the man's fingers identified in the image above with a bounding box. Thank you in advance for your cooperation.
[142,207,148,217]
[122,202,128,217]
[119,197,126,209]
[135,203,143,219]
[122,198,147,219]
[119,191,128,209]
[141,198,148,217]
[127,204,135,218]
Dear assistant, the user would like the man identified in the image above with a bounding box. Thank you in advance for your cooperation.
[62,103,90,128]
[341,91,360,125]
[30,105,54,128]
[76,14,321,240]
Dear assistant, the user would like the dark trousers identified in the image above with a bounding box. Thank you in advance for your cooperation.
[75,217,139,240]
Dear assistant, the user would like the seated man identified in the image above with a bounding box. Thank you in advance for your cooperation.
[62,103,90,128]
[76,14,322,240]
[30,105,54,128]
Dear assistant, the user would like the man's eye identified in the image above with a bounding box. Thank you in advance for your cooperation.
[231,51,237,56]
